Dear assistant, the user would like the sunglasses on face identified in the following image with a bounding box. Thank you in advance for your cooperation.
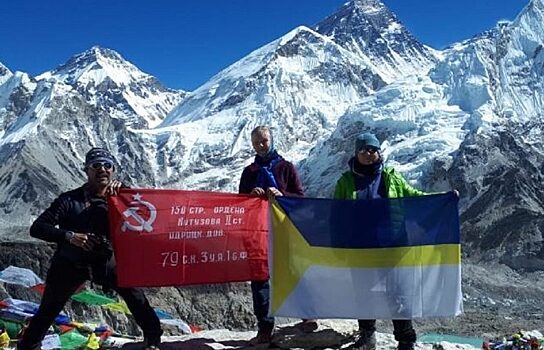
[359,147,379,154]
[89,162,114,170]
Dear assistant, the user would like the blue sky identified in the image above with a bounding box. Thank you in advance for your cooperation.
[0,0,527,91]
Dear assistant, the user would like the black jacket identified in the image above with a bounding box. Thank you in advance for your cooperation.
[30,185,112,265]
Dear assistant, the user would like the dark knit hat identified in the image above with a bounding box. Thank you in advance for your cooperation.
[85,147,115,168]
[355,133,381,153]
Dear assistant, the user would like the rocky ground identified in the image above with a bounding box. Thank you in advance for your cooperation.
[116,320,482,350]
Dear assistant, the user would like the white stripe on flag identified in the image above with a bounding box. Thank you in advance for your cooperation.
[272,265,462,319]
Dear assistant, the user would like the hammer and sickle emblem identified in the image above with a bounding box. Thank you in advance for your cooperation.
[121,193,157,232]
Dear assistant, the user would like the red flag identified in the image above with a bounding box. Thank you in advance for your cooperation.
[108,189,268,287]
[58,325,75,334]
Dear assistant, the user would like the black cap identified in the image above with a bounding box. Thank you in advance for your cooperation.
[85,147,116,168]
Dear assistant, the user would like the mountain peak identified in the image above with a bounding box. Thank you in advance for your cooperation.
[513,0,544,37]
[348,0,388,14]
[315,0,436,81]
[315,0,398,38]
[83,45,126,63]
[35,46,185,128]
[41,46,137,85]
[160,24,383,130]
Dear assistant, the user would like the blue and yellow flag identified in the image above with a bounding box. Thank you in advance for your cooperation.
[270,193,462,319]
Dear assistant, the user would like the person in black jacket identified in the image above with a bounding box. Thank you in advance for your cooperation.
[18,147,162,350]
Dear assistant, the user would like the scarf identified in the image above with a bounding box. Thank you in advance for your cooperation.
[254,150,282,189]
[348,157,384,200]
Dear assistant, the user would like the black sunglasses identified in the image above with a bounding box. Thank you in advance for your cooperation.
[359,147,379,154]
[89,162,114,170]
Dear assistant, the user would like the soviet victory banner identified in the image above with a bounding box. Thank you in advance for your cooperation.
[108,189,268,287]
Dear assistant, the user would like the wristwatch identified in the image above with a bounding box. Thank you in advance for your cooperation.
[65,231,75,241]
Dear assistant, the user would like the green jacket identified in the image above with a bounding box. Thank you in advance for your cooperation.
[334,166,426,200]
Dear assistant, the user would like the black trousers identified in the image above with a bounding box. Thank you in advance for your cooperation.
[250,280,274,331]
[18,257,162,350]
[358,319,416,344]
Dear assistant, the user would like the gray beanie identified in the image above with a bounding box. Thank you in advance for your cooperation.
[354,133,381,153]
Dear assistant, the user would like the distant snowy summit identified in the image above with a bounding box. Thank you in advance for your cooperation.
[38,46,186,128]
[315,0,437,81]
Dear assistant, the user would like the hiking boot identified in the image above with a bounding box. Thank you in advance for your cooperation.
[249,327,273,345]
[397,342,415,350]
[354,332,376,350]
[298,319,318,333]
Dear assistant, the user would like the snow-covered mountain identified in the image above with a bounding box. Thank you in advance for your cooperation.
[154,25,386,191]
[147,1,443,191]
[300,0,544,265]
[298,74,470,197]
[38,47,186,128]
[0,71,38,140]
[315,0,437,82]
[0,79,141,235]
[496,0,544,120]
[0,48,186,236]
[447,0,544,264]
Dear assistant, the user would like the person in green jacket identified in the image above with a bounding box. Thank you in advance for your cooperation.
[334,132,422,350]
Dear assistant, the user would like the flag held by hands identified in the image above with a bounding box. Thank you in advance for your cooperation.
[270,193,462,319]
